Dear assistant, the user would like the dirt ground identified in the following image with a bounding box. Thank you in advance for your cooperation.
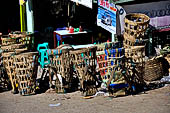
[0,85,170,113]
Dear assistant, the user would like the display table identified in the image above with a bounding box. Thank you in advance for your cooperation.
[53,30,92,48]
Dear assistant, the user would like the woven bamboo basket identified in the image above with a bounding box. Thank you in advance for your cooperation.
[124,46,145,86]
[123,13,150,48]
[9,31,33,49]
[14,52,38,95]
[19,34,32,49]
[0,48,10,90]
[165,54,170,65]
[48,45,74,93]
[96,47,128,96]
[1,44,28,93]
[165,54,170,72]
[70,46,97,96]
[144,56,169,81]
[2,52,18,93]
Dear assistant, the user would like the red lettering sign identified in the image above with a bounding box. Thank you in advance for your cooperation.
[106,1,109,8]
[99,0,105,7]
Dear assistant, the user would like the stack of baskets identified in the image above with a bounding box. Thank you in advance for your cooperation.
[123,13,150,48]
[0,32,33,93]
[48,45,74,93]
[14,52,38,95]
[9,31,34,50]
[1,36,22,93]
[123,13,150,90]
[70,46,97,96]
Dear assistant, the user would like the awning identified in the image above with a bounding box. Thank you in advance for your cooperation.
[158,28,170,32]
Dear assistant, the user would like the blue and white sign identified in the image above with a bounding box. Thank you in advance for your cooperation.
[97,0,117,34]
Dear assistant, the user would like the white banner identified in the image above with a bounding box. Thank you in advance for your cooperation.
[71,0,92,9]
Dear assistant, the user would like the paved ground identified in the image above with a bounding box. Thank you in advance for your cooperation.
[0,85,170,113]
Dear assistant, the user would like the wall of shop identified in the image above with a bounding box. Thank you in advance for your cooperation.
[0,1,20,34]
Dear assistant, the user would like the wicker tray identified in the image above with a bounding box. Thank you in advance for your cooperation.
[1,44,26,52]
[1,36,17,46]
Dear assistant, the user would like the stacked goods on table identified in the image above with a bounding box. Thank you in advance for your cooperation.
[14,52,38,95]
[70,46,97,96]
[123,13,150,48]
[9,31,34,50]
[48,45,74,93]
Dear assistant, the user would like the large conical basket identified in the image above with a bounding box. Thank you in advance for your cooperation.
[48,44,74,93]
[2,52,17,93]
[70,46,97,96]
[124,46,146,87]
[14,52,38,95]
[123,13,150,48]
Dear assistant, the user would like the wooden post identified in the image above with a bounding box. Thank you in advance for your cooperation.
[20,0,26,32]
[20,4,23,32]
